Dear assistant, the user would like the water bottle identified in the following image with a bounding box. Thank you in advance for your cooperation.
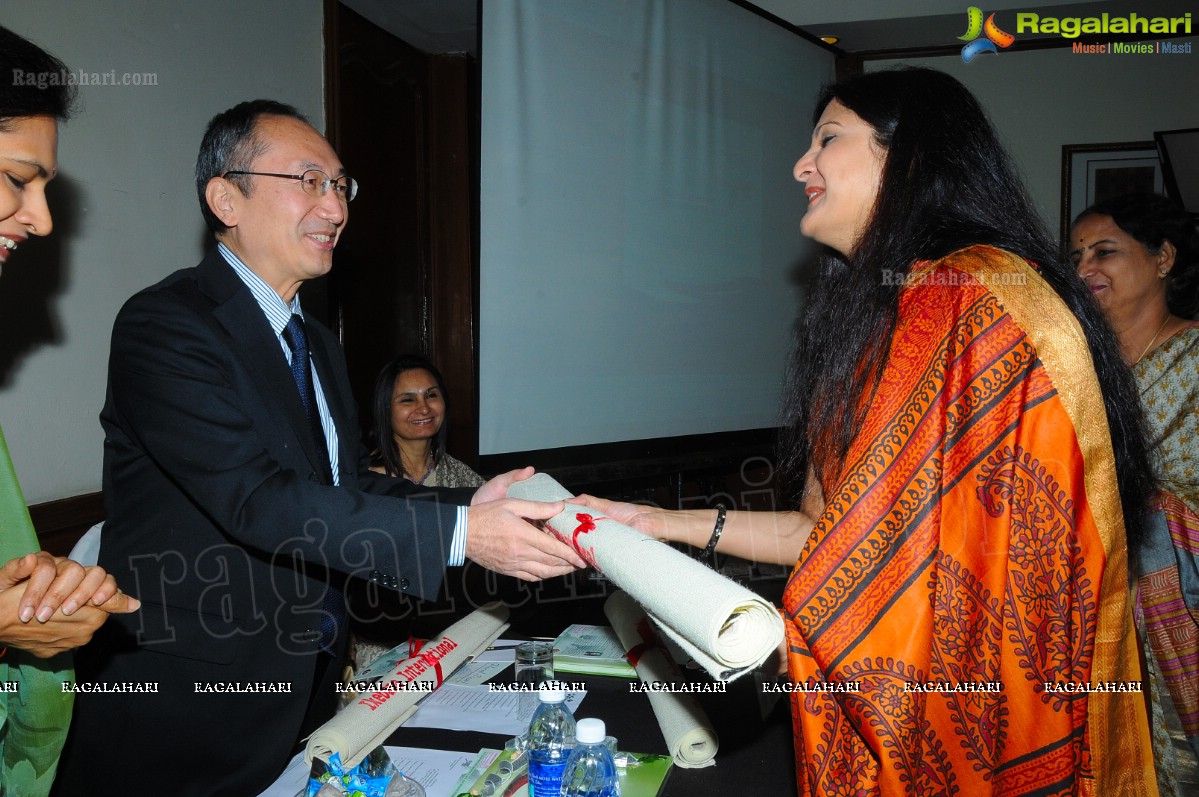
[559,718,620,797]
[527,688,576,797]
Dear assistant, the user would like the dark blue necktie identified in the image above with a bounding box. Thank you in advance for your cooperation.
[282,315,334,485]
[281,314,344,654]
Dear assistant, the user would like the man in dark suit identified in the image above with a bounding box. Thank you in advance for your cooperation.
[53,100,584,796]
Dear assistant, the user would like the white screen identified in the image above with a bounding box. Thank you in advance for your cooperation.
[479,0,832,455]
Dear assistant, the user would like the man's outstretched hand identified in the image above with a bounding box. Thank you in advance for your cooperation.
[468,468,586,580]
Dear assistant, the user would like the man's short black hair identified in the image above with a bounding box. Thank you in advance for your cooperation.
[195,99,310,234]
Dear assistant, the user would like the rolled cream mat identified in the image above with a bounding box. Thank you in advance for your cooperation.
[508,473,783,681]
[605,590,719,768]
[305,601,510,767]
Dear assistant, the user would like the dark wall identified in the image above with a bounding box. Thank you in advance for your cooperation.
[320,1,478,463]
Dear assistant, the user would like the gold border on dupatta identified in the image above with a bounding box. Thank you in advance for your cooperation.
[933,245,1157,797]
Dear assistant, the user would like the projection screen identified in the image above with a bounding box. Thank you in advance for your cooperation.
[479,0,833,456]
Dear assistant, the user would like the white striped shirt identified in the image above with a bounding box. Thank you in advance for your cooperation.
[217,243,469,566]
[219,243,341,485]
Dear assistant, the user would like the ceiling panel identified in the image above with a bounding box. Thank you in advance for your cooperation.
[344,0,1196,57]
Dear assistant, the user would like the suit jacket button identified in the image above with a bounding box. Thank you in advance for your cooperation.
[399,578,410,591]
[369,569,381,582]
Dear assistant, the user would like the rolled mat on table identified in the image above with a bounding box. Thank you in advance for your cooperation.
[508,473,783,682]
[305,602,510,768]
[605,590,719,768]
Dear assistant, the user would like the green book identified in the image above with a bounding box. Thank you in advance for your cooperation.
[552,624,637,679]
[613,752,673,797]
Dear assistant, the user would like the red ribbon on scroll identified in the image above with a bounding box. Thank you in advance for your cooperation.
[566,512,604,568]
[625,617,665,667]
[407,636,447,687]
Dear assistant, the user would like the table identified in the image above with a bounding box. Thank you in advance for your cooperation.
[351,570,798,795]
[384,653,797,795]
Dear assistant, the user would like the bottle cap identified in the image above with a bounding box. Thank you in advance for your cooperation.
[576,717,606,743]
[538,688,567,703]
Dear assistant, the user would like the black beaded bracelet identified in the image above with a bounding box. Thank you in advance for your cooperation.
[698,504,727,567]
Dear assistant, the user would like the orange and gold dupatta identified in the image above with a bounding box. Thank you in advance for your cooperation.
[782,246,1156,796]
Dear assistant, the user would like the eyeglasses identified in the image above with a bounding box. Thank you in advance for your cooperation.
[222,169,358,202]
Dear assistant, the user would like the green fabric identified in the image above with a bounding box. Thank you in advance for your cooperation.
[0,425,73,797]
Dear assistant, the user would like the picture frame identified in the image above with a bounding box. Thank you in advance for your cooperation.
[1155,128,1199,216]
[1060,141,1163,243]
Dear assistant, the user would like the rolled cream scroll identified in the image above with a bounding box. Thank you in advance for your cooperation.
[605,590,719,768]
[508,473,783,681]
[305,602,510,767]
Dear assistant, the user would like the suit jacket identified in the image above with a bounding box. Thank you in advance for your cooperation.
[54,249,472,795]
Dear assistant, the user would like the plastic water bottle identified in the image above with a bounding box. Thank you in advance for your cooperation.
[527,688,576,797]
[559,718,620,797]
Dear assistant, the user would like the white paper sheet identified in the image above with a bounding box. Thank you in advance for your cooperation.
[401,683,586,735]
[445,640,519,685]
[387,747,482,794]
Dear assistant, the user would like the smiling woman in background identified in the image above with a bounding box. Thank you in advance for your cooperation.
[581,67,1158,795]
[369,354,484,489]
[354,354,485,670]
[1073,192,1199,774]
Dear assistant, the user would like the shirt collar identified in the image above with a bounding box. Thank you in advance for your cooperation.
[217,242,303,337]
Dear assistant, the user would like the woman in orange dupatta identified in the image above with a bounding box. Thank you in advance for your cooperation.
[581,67,1158,795]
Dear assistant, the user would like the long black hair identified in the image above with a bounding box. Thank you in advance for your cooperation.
[779,66,1153,549]
[1073,192,1199,319]
[0,25,76,127]
[369,354,449,479]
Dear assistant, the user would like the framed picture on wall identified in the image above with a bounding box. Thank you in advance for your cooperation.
[1060,141,1163,243]
[1155,128,1199,216]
